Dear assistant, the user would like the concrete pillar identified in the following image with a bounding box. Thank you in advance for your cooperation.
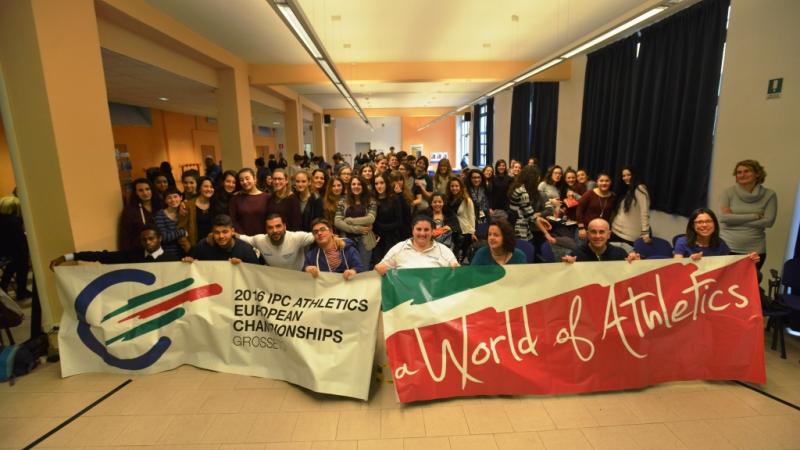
[312,113,325,159]
[216,67,255,170]
[283,97,304,157]
[0,0,122,324]
[324,117,336,161]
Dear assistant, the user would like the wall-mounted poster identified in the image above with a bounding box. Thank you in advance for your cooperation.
[114,144,133,202]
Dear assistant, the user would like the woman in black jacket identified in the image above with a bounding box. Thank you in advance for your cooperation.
[371,174,409,265]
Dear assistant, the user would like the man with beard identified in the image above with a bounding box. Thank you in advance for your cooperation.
[238,213,314,270]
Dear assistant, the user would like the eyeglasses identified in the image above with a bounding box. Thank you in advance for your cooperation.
[312,227,330,235]
[694,220,714,225]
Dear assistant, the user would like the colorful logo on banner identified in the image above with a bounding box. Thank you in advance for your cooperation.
[381,258,765,403]
[74,269,222,370]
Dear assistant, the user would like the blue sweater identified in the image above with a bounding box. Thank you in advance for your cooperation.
[673,236,730,257]
[303,239,364,273]
[154,209,186,258]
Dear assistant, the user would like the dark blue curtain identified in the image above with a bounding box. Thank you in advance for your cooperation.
[531,82,559,169]
[471,105,480,166]
[508,82,532,164]
[485,97,494,166]
[578,0,730,216]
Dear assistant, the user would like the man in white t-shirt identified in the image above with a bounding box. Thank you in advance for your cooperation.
[375,215,459,274]
[238,214,314,270]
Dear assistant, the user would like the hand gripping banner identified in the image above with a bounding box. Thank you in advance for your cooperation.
[381,256,766,403]
[56,262,382,400]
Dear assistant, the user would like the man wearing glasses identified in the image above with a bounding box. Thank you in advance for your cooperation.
[303,219,364,280]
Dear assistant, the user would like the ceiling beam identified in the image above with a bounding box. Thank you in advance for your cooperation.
[250,60,571,85]
[325,107,454,118]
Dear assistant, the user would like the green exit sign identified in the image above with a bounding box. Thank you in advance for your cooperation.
[767,78,783,99]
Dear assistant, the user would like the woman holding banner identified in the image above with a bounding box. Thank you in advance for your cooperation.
[374,215,459,275]
[674,208,760,263]
[471,219,527,266]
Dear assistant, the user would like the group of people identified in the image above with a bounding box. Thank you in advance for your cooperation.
[51,152,774,277]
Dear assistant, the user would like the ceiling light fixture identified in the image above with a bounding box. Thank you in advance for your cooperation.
[268,0,370,127]
[514,58,564,83]
[158,97,169,101]
[417,4,670,132]
[561,6,666,58]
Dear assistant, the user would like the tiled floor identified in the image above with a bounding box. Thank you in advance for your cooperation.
[1,332,798,449]
[2,291,800,449]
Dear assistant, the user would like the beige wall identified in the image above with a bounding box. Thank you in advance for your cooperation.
[556,55,586,170]
[710,0,800,272]
[492,90,513,164]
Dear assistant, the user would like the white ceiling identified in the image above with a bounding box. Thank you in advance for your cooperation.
[291,81,498,109]
[108,0,661,113]
[147,0,649,64]
[102,49,285,126]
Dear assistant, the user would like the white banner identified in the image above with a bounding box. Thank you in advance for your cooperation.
[56,262,382,400]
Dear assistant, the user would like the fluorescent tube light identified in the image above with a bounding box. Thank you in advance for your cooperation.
[318,60,340,84]
[486,82,514,98]
[561,7,666,59]
[514,58,564,82]
[276,4,323,59]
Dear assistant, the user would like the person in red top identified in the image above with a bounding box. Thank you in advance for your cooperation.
[229,168,270,235]
[266,168,302,231]
[576,172,616,241]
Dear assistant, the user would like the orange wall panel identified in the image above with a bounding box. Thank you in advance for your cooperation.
[0,120,15,196]
[111,109,168,179]
[401,116,456,163]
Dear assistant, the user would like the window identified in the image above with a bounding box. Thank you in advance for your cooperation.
[456,116,470,168]
[477,104,488,167]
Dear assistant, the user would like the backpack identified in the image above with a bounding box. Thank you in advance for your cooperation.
[0,335,47,385]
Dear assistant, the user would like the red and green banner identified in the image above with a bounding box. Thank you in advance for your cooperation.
[381,256,765,403]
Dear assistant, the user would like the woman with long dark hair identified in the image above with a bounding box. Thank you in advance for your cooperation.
[266,168,302,231]
[466,169,490,236]
[674,208,759,263]
[508,166,551,246]
[372,174,407,264]
[447,177,476,262]
[179,176,215,247]
[295,170,323,232]
[538,165,567,215]
[334,176,377,268]
[213,170,238,217]
[323,177,345,223]
[119,178,161,251]
[229,168,270,235]
[311,168,329,198]
[576,172,616,241]
[491,159,512,213]
[423,192,459,249]
[611,166,651,245]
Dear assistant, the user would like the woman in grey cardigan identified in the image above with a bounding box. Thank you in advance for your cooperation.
[719,159,777,270]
